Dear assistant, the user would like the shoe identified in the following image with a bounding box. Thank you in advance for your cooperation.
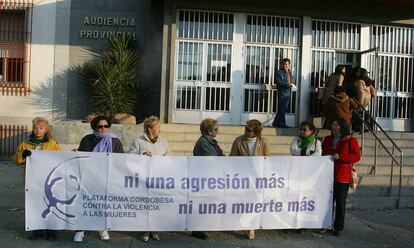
[334,230,342,236]
[99,231,110,240]
[247,230,255,240]
[29,233,43,240]
[46,233,56,241]
[151,232,160,241]
[141,232,150,242]
[319,229,326,234]
[73,231,84,242]
[192,231,208,240]
[298,229,305,235]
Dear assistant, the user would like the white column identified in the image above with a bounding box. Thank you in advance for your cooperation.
[360,24,371,66]
[299,16,312,123]
[229,13,245,124]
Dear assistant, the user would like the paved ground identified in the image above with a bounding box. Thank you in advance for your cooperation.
[0,208,414,247]
[1,161,414,248]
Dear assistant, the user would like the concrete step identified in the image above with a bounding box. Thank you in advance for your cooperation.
[357,175,414,190]
[358,156,413,166]
[360,147,414,156]
[346,195,414,209]
[349,185,414,196]
[354,164,414,175]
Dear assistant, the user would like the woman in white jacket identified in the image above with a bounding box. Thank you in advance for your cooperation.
[129,116,170,242]
[290,121,322,235]
[290,121,322,157]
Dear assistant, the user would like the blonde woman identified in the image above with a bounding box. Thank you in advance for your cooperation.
[230,119,269,240]
[14,117,60,240]
[129,116,170,242]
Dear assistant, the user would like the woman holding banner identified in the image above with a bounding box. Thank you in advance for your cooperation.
[14,117,60,241]
[322,118,360,236]
[290,121,322,235]
[192,118,224,240]
[73,116,124,242]
[129,115,170,242]
[230,119,269,240]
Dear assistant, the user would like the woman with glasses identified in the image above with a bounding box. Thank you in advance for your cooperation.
[129,115,170,242]
[73,115,124,243]
[192,118,224,240]
[230,119,269,240]
[289,121,321,235]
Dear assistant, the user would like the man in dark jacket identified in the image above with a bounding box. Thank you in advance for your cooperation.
[272,58,292,128]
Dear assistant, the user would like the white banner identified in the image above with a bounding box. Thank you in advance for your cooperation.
[26,151,333,231]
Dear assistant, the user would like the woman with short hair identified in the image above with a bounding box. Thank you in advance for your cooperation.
[14,117,60,241]
[230,119,269,240]
[129,115,170,242]
[193,118,224,157]
[192,118,224,240]
[73,115,123,242]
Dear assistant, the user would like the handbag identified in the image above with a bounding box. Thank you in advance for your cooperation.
[317,87,327,100]
[350,164,358,189]
[348,138,359,189]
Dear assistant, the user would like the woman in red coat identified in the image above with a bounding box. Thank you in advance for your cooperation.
[322,118,360,236]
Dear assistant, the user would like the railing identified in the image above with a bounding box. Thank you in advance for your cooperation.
[351,101,404,208]
[0,124,28,161]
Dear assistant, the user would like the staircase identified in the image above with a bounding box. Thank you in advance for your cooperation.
[49,121,414,209]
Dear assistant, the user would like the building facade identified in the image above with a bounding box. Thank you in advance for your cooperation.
[0,0,413,131]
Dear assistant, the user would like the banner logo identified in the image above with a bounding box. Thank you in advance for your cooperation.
[41,156,89,224]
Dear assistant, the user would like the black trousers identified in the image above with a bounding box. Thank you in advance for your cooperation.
[333,182,349,231]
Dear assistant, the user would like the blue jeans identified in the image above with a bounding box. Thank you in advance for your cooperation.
[273,91,290,127]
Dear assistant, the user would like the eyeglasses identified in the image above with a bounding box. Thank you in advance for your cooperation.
[245,127,254,132]
[97,125,110,129]
[300,128,309,132]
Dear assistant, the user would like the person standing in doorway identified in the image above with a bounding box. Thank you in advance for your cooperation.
[272,58,292,128]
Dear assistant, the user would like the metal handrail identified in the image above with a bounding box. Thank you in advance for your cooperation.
[351,100,404,208]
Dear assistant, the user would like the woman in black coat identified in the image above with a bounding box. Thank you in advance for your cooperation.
[73,116,123,243]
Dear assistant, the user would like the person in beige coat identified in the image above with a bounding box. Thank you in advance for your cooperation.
[230,119,269,240]
[322,65,346,105]
[129,116,170,242]
[355,68,376,108]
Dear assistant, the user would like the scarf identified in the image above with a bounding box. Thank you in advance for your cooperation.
[92,131,118,153]
[299,133,315,149]
[28,133,49,144]
[145,132,158,144]
[332,135,341,148]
